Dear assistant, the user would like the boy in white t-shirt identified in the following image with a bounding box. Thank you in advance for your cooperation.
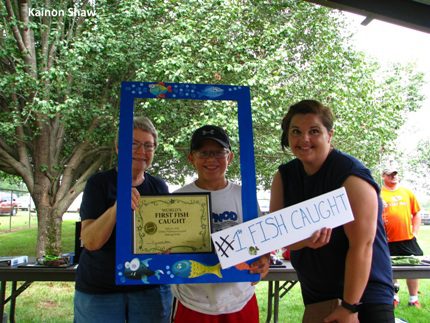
[171,125,270,322]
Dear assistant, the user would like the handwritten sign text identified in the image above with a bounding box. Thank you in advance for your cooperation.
[211,188,354,269]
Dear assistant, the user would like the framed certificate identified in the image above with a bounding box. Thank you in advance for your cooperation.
[134,193,212,254]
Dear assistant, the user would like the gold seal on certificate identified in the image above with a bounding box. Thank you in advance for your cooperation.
[133,193,212,254]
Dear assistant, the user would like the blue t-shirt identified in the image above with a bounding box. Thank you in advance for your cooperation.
[278,149,393,305]
[75,168,168,293]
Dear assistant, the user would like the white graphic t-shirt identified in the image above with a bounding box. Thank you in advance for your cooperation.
[171,181,255,314]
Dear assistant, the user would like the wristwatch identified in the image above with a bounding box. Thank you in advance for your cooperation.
[341,300,361,313]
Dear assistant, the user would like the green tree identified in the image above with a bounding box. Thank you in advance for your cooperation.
[0,0,425,256]
[0,170,26,190]
[407,139,430,194]
[134,0,424,188]
[0,0,165,256]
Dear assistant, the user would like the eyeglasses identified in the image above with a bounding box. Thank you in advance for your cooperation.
[194,150,230,159]
[132,142,156,152]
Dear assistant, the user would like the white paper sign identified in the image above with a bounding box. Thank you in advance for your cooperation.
[211,187,354,269]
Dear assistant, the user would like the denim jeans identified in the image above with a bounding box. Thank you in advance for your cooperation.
[74,285,172,323]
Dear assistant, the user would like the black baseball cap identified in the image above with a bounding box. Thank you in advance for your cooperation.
[190,125,231,151]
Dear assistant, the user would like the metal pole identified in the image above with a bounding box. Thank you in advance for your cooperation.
[28,195,31,228]
[8,191,12,231]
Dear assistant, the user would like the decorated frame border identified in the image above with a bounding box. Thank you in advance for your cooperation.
[116,82,259,285]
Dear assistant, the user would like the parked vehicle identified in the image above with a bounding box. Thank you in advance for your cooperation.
[421,211,430,225]
[0,193,18,216]
[16,195,36,212]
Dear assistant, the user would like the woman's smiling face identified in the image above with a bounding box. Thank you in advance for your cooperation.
[131,129,155,178]
[288,113,333,174]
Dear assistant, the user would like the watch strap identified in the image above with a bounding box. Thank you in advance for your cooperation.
[341,300,361,313]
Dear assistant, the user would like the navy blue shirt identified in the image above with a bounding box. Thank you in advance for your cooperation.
[279,149,393,305]
[75,168,168,293]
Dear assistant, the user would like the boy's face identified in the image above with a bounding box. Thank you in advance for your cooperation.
[188,139,233,183]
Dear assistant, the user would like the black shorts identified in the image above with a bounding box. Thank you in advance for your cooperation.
[388,237,423,256]
[358,303,395,323]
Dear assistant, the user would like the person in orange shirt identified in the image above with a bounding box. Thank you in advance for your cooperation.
[381,167,423,308]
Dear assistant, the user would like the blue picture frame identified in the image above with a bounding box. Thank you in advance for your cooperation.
[116,81,259,285]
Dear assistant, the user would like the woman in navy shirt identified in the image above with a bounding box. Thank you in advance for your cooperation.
[74,116,172,323]
[270,100,394,323]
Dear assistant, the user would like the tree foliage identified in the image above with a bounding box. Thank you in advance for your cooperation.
[131,0,425,188]
[0,0,425,255]
[404,139,430,195]
[0,170,25,190]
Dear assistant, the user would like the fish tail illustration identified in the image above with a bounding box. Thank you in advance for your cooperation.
[167,85,172,92]
[189,260,222,278]
[208,263,222,278]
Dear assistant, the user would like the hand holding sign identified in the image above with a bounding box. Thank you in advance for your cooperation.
[249,253,271,283]
[211,187,354,269]
[292,227,332,250]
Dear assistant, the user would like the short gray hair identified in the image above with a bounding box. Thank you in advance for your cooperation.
[133,116,158,146]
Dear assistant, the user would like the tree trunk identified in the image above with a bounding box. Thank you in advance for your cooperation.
[36,205,63,257]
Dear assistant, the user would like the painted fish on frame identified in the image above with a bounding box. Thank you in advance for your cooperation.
[198,86,224,98]
[124,258,163,283]
[171,260,222,279]
[149,82,172,98]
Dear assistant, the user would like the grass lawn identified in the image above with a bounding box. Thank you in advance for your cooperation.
[0,212,77,256]
[0,210,38,233]
[1,213,429,322]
